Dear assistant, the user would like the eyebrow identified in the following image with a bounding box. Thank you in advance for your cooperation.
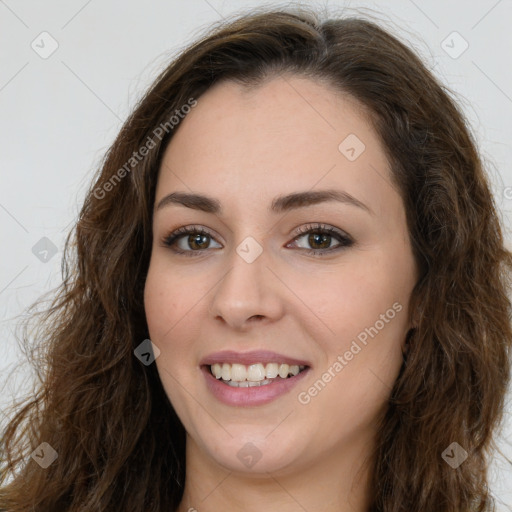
[155,189,373,215]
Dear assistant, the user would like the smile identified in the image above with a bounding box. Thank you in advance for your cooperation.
[210,362,307,387]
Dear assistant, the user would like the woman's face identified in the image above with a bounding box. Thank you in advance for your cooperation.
[144,75,418,476]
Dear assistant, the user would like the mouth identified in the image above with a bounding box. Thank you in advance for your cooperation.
[206,362,309,387]
[199,350,312,406]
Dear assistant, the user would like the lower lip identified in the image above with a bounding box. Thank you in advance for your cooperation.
[201,366,310,407]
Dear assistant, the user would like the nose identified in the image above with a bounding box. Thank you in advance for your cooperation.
[208,247,285,331]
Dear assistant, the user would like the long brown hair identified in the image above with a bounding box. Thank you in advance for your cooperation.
[1,6,511,511]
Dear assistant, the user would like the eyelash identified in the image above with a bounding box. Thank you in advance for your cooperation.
[161,223,354,257]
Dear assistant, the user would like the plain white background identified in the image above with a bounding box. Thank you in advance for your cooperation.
[1,0,511,508]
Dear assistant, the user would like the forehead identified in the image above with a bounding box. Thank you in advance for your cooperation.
[156,75,401,221]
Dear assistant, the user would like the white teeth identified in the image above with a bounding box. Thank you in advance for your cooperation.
[226,378,274,387]
[211,363,222,379]
[278,364,289,378]
[209,362,307,382]
[265,362,279,379]
[231,363,247,381]
[247,363,266,381]
[221,363,230,381]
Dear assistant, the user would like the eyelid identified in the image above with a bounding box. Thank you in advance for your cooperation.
[161,224,220,251]
[285,223,354,254]
[290,223,353,243]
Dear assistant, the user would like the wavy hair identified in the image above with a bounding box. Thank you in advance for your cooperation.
[1,6,511,512]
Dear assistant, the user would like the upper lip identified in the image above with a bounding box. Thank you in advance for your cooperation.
[200,350,311,367]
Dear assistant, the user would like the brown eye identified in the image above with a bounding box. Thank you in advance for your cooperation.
[289,223,354,255]
[162,226,221,256]
[162,223,353,257]
[187,233,211,250]
[306,232,333,250]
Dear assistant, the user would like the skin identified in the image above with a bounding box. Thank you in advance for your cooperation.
[144,75,419,512]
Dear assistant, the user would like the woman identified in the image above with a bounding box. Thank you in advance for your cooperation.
[1,6,511,512]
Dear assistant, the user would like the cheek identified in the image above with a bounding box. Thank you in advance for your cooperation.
[144,259,195,340]
[144,257,209,384]
[295,252,410,345]
[144,260,199,412]
[303,251,411,399]
[297,268,407,437]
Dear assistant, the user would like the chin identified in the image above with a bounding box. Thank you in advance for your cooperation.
[197,428,310,475]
